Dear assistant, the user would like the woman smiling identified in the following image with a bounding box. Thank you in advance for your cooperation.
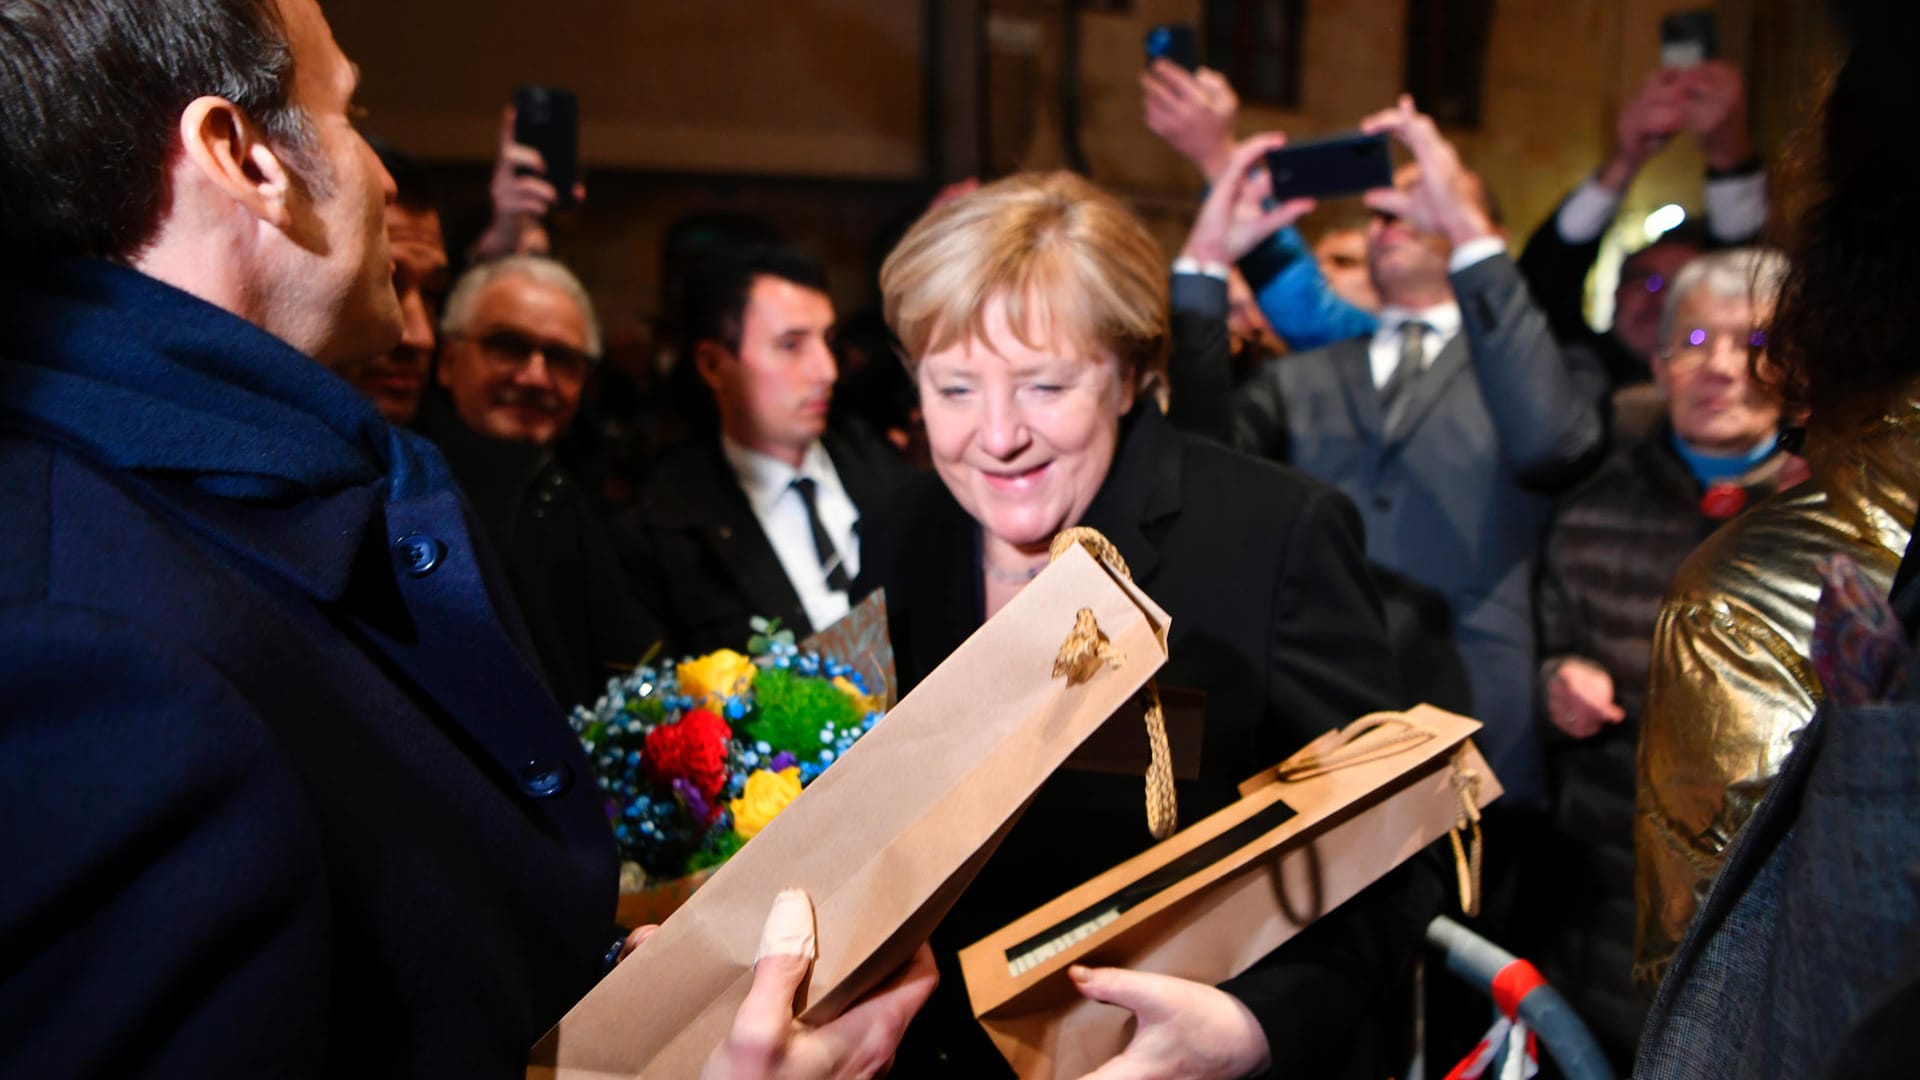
[859,169,1440,1078]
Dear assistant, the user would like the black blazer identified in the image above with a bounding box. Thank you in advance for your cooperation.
[611,424,912,655]
[860,405,1440,1078]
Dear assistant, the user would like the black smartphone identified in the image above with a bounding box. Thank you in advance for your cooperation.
[1263,132,1395,202]
[1144,23,1199,71]
[1660,9,1720,69]
[511,84,579,209]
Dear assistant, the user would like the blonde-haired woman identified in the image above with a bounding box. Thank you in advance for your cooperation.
[859,145,1438,1078]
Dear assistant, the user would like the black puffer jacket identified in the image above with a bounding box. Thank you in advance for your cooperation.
[1525,421,1799,1070]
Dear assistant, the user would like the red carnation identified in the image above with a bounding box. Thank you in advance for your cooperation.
[645,708,733,803]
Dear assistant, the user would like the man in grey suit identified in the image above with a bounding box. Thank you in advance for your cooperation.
[1205,99,1608,812]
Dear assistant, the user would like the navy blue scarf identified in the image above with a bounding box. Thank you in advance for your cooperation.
[0,258,450,501]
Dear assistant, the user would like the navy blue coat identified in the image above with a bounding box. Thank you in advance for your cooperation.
[0,262,618,1078]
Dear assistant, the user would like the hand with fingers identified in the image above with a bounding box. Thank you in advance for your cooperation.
[698,890,938,1080]
[474,105,588,261]
[1179,134,1316,267]
[1141,59,1241,183]
[1545,657,1626,739]
[1679,60,1753,171]
[1597,68,1687,192]
[1069,965,1270,1080]
[1359,94,1497,247]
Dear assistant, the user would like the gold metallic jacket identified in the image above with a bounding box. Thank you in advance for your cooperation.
[1634,395,1920,990]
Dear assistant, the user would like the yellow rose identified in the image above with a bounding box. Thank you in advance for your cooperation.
[678,649,756,707]
[731,767,803,839]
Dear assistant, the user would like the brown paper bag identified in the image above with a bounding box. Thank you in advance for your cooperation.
[958,705,1503,1078]
[528,540,1171,1079]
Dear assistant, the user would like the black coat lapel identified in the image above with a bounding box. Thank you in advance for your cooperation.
[649,438,813,635]
[1078,407,1184,585]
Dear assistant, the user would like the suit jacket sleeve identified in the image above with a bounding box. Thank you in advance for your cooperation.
[1451,252,1608,489]
[1516,186,1606,349]
[0,603,328,1078]
[1164,271,1233,444]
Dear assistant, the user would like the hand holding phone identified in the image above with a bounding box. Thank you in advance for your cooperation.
[510,84,579,210]
[1660,9,1719,70]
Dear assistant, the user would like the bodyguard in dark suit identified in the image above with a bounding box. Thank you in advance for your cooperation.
[1197,100,1607,810]
[613,246,912,653]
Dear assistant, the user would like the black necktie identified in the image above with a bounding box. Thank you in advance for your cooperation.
[791,476,850,592]
[1379,319,1430,425]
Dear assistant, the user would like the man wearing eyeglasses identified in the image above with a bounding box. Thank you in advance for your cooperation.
[420,255,662,708]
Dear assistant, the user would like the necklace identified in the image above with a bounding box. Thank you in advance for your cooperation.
[982,561,1045,585]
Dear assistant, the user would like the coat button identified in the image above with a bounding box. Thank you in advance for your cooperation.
[520,759,573,798]
[1372,494,1391,511]
[394,533,445,577]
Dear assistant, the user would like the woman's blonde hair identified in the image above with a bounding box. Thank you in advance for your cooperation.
[880,171,1169,388]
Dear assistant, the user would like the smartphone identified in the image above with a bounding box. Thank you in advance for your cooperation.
[511,84,579,209]
[1144,23,1199,71]
[1263,132,1395,202]
[1660,9,1720,69]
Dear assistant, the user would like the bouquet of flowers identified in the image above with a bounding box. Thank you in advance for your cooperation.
[570,618,886,915]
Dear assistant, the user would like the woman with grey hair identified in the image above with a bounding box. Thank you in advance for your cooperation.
[1526,247,1801,1071]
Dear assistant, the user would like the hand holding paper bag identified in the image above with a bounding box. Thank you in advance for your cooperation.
[1068,965,1271,1080]
[695,891,938,1080]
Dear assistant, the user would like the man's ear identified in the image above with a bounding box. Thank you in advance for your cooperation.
[693,340,732,392]
[177,95,299,231]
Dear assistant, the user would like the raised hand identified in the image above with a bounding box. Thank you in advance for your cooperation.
[1179,133,1315,267]
[1360,95,1496,247]
[1141,60,1241,183]
[1598,68,1687,191]
[474,105,587,261]
[1680,60,1753,170]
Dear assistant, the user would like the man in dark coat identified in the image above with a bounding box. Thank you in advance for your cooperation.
[613,245,912,654]
[0,2,927,1076]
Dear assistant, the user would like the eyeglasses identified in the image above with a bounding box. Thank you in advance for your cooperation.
[457,328,595,382]
[1664,326,1768,372]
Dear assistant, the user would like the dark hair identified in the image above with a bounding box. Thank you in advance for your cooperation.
[1763,18,1920,427]
[366,134,436,213]
[675,243,831,360]
[0,0,312,261]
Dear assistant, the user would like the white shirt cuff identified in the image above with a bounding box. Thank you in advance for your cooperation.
[1555,178,1622,245]
[1704,170,1768,243]
[1448,235,1509,273]
[1172,256,1230,282]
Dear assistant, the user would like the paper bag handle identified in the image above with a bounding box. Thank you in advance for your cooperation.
[1448,749,1484,918]
[1050,527,1178,840]
[1272,713,1434,782]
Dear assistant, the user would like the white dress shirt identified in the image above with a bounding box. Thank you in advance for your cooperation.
[720,435,860,632]
[1365,237,1505,389]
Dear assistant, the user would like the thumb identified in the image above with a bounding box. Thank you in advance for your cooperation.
[1069,964,1168,1023]
[499,105,517,149]
[1603,701,1627,723]
[727,889,817,1056]
[1364,188,1412,220]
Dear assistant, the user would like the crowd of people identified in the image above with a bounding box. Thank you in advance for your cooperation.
[4,0,1917,1077]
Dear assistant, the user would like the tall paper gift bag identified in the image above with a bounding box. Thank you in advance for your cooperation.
[529,535,1170,1078]
[959,705,1502,1078]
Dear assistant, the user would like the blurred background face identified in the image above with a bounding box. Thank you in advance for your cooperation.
[436,273,592,445]
[1366,165,1455,305]
[701,275,837,464]
[916,296,1134,555]
[1226,269,1284,363]
[1656,287,1781,454]
[1314,226,1381,312]
[1615,241,1701,359]
[335,204,447,425]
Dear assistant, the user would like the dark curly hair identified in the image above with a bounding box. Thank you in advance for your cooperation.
[1764,11,1920,428]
